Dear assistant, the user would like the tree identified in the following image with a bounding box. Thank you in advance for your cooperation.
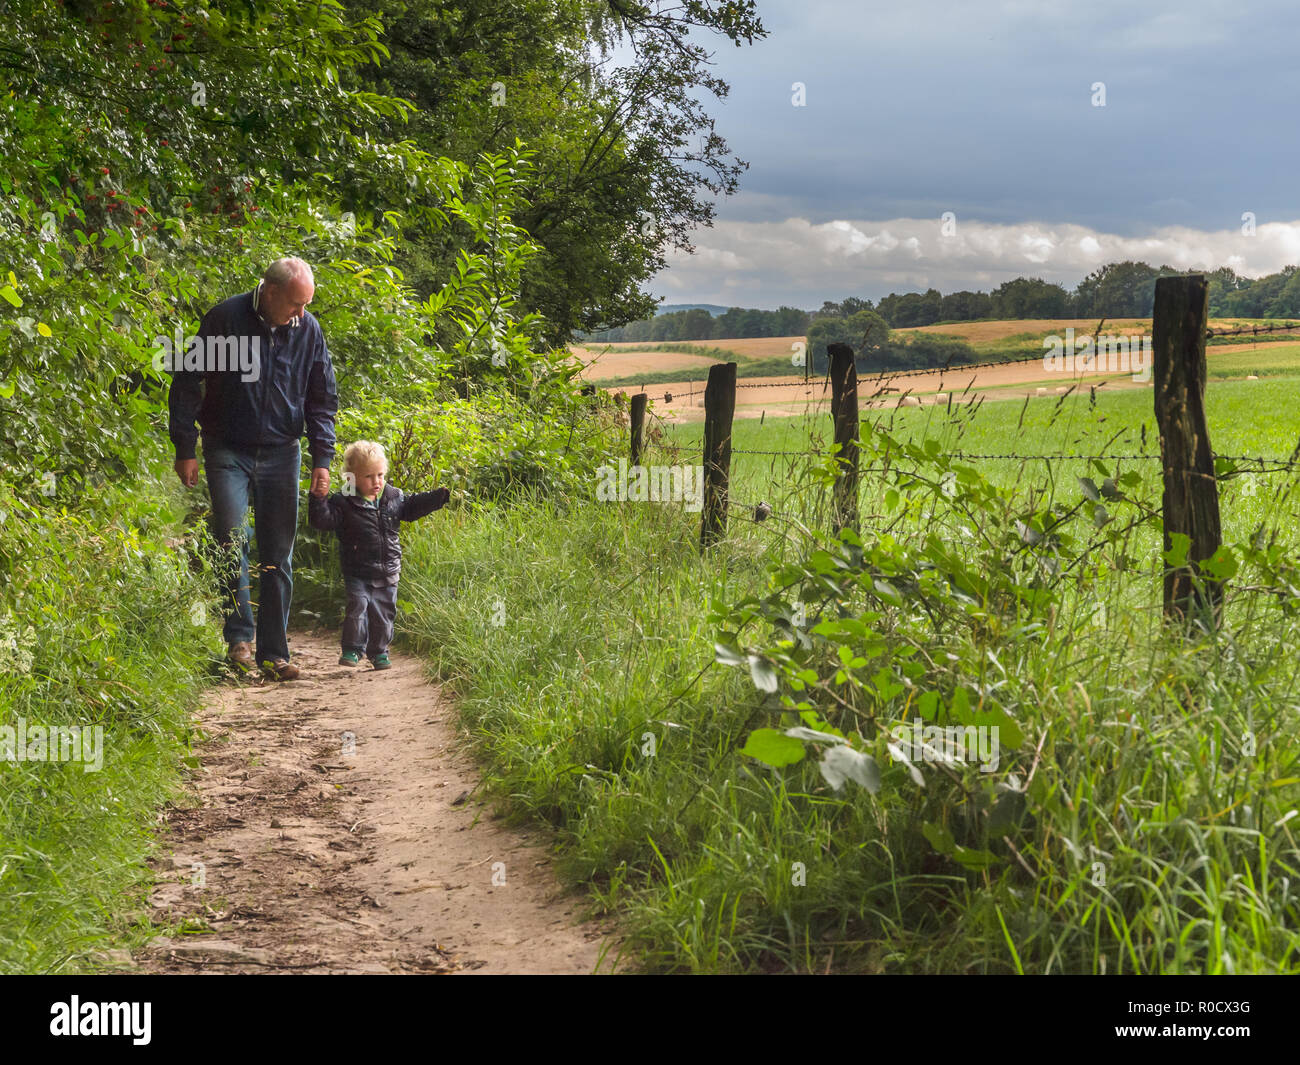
[990,277,1070,318]
[808,309,889,369]
[939,290,991,321]
[680,307,715,340]
[350,0,768,345]
[774,305,811,336]
[1072,261,1179,318]
[877,289,941,327]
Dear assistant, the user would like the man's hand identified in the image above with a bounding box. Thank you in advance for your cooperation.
[174,458,199,488]
[310,467,330,497]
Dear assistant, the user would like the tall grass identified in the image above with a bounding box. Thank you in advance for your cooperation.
[393,376,1300,972]
[0,453,217,973]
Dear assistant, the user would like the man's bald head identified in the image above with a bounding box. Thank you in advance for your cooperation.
[260,257,315,327]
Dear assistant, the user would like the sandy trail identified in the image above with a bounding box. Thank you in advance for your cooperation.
[129,630,617,974]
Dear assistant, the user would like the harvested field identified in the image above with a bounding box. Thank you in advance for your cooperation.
[607,357,1162,423]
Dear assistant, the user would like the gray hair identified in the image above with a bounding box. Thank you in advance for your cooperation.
[263,256,314,288]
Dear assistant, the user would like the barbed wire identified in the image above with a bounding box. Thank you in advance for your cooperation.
[672,445,1300,473]
[1204,320,1300,339]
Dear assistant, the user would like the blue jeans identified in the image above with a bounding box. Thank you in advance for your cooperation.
[343,577,398,659]
[203,438,301,663]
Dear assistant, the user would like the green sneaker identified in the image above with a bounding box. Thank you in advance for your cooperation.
[371,653,391,670]
[339,651,361,666]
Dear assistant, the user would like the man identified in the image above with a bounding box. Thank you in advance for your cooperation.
[169,257,338,680]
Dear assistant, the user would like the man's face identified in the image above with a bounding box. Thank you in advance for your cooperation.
[261,277,314,327]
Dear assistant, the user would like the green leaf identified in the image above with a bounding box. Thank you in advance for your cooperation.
[988,790,1027,837]
[874,578,903,604]
[1163,533,1191,568]
[922,821,956,855]
[951,844,999,870]
[740,728,806,768]
[819,745,880,794]
[1016,520,1043,546]
[747,654,779,693]
[0,285,21,308]
[713,642,745,667]
[35,322,51,338]
[1200,546,1239,581]
[1078,476,1101,502]
[950,685,973,724]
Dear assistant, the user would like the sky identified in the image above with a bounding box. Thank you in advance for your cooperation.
[641,0,1300,310]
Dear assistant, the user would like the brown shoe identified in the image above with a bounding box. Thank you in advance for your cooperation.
[227,641,255,673]
[260,657,300,681]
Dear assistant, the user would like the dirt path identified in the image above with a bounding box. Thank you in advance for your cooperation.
[130,630,618,974]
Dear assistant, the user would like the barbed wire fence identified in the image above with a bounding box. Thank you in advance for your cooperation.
[594,287,1298,621]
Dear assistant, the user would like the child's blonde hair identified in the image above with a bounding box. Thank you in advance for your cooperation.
[342,440,388,475]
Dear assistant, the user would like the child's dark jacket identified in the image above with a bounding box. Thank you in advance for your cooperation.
[308,484,449,583]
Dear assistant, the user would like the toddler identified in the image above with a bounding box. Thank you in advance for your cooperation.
[308,440,450,669]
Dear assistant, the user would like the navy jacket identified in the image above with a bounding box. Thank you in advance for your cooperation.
[308,484,450,582]
[167,288,338,466]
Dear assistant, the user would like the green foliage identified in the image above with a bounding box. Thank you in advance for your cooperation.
[0,464,215,972]
[0,0,616,973]
[396,377,1300,972]
[346,0,768,344]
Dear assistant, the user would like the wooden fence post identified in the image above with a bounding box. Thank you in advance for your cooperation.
[630,392,648,466]
[1152,274,1223,628]
[827,342,860,533]
[700,362,736,549]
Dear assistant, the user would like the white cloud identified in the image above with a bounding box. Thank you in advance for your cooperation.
[654,215,1300,309]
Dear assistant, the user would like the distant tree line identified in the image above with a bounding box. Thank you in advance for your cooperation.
[584,305,811,342]
[580,261,1300,343]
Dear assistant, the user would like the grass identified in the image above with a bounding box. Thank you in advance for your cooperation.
[13,371,1296,975]
[0,454,217,973]
[390,373,1300,972]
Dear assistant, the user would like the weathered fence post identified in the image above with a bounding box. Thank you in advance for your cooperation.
[827,342,860,533]
[630,392,648,466]
[1152,274,1223,628]
[700,362,736,549]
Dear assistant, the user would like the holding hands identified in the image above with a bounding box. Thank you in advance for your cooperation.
[310,467,331,498]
